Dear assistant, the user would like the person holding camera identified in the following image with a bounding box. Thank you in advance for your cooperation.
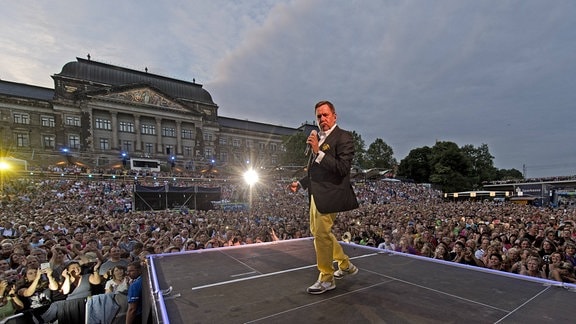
[0,277,23,320]
[60,259,102,300]
[16,266,59,323]
[455,246,485,267]
[550,261,576,283]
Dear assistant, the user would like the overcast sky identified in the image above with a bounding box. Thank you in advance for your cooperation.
[1,0,575,178]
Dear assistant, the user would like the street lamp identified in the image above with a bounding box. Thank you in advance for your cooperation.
[121,152,128,168]
[243,169,259,186]
[170,156,176,176]
[0,159,10,196]
[243,168,259,229]
[61,147,71,166]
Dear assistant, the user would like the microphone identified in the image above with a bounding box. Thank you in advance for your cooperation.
[304,130,318,156]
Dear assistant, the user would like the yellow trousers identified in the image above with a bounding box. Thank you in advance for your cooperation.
[310,196,351,282]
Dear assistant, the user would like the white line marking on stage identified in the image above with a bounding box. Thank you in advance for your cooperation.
[192,253,379,291]
[244,282,388,323]
[493,286,552,323]
[230,271,258,278]
[192,264,316,291]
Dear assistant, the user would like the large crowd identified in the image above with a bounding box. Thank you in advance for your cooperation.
[0,170,575,322]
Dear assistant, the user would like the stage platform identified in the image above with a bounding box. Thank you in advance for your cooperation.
[146,238,576,324]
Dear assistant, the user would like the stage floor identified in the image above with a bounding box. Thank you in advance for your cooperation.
[147,238,575,324]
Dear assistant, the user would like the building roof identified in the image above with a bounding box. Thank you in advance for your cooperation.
[54,57,215,105]
[0,80,54,101]
[1,59,311,139]
[218,116,297,136]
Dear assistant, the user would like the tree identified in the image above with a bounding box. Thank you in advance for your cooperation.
[398,140,523,190]
[397,146,432,183]
[428,141,473,192]
[365,138,396,169]
[461,144,498,188]
[280,132,308,166]
[350,131,367,168]
[496,168,524,180]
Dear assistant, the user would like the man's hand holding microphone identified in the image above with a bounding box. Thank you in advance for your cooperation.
[304,130,319,156]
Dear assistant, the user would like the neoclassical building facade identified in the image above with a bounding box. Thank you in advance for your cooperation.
[0,57,304,172]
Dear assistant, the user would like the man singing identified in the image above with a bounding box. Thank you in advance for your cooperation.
[290,100,359,294]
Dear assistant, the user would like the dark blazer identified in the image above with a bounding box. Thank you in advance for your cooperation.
[299,125,359,214]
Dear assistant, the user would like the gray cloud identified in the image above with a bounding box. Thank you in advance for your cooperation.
[1,0,575,178]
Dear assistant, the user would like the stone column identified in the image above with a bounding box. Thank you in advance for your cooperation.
[156,117,163,154]
[111,112,118,150]
[134,114,141,152]
[80,105,93,152]
[176,120,182,155]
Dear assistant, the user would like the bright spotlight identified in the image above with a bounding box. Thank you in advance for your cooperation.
[0,160,10,171]
[243,169,259,185]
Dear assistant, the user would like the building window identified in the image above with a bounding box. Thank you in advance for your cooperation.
[16,133,29,147]
[219,137,227,145]
[165,145,174,156]
[65,116,80,126]
[203,133,213,142]
[99,138,110,150]
[145,143,154,154]
[142,124,156,135]
[95,118,112,130]
[246,140,253,148]
[204,148,213,158]
[182,129,193,139]
[233,139,241,147]
[219,152,228,162]
[14,113,30,124]
[270,143,277,151]
[184,146,192,157]
[259,143,266,150]
[69,135,80,149]
[119,121,134,133]
[122,140,132,153]
[162,127,175,137]
[41,116,55,127]
[271,156,278,164]
[43,135,55,149]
